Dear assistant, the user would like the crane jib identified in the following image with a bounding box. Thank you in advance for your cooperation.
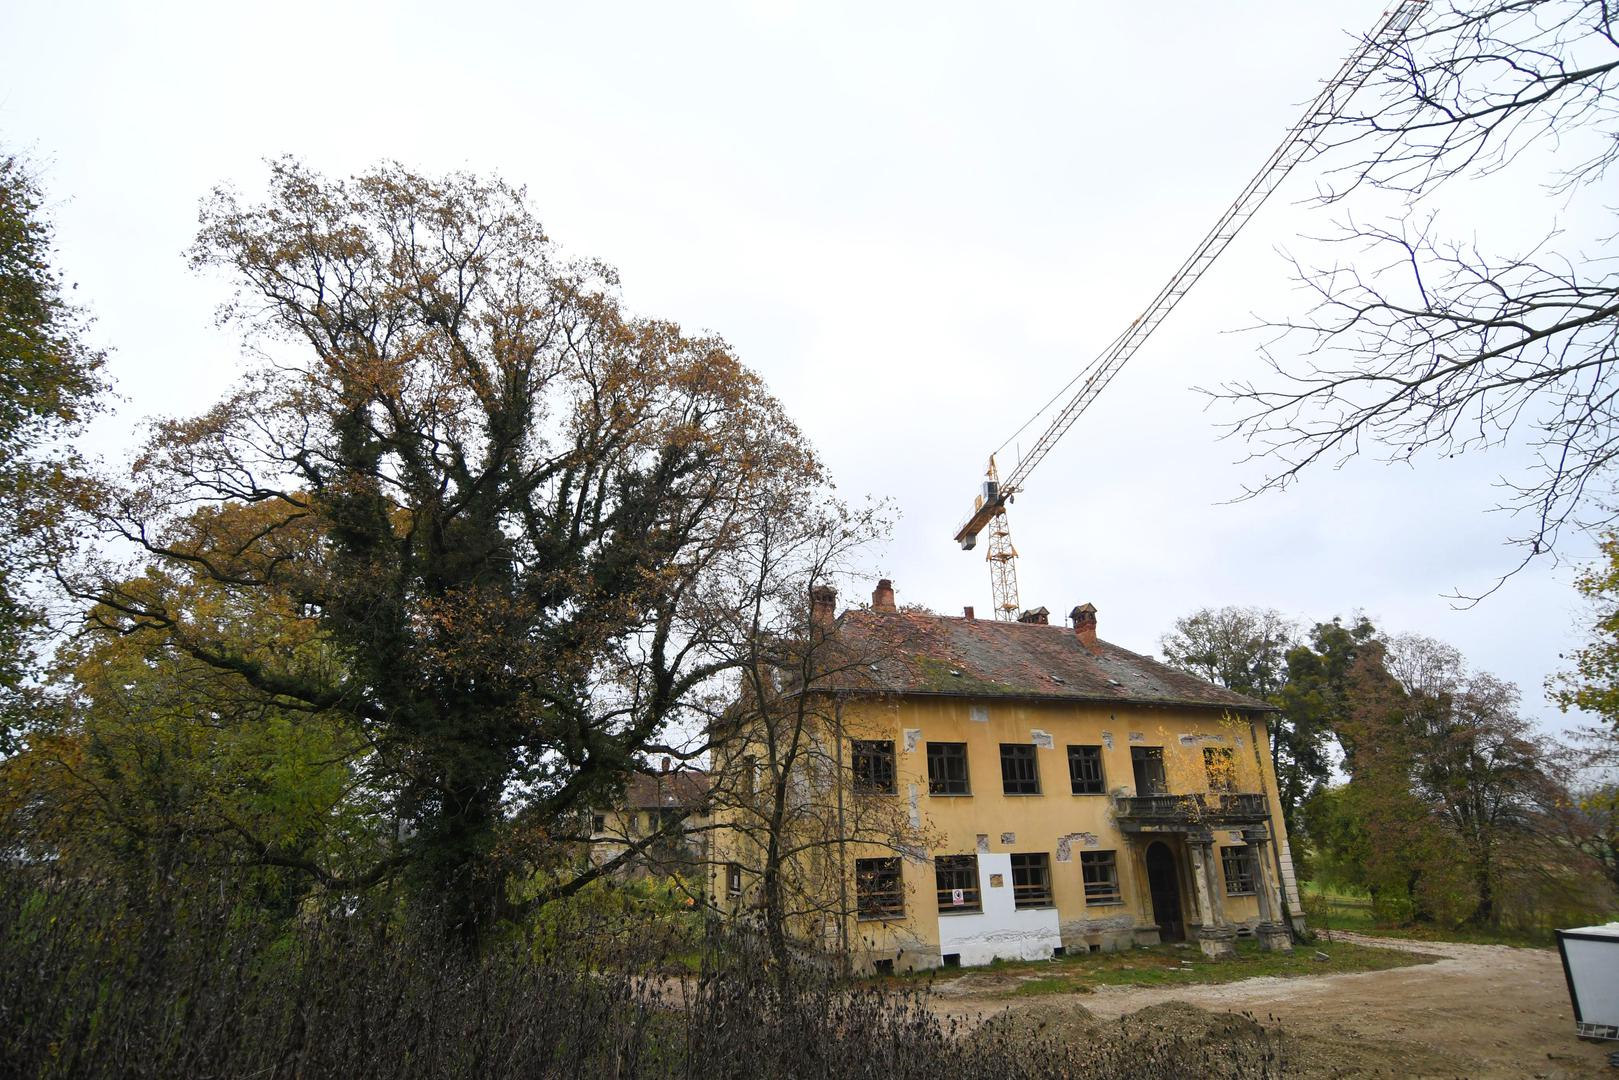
[953,1,1425,565]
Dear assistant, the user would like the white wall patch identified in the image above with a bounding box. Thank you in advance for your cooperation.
[976,833,990,854]
[1030,729,1054,749]
[969,705,989,723]
[908,784,920,829]
[936,853,1063,966]
[999,831,1016,845]
[903,728,921,753]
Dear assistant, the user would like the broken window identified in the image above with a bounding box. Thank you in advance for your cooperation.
[934,854,982,912]
[855,857,904,919]
[727,862,742,897]
[1010,852,1052,908]
[656,808,685,831]
[1000,744,1040,795]
[1204,747,1238,793]
[591,813,606,833]
[1067,744,1105,795]
[1131,746,1168,795]
[1221,845,1257,896]
[851,739,897,795]
[927,742,970,795]
[1081,850,1122,903]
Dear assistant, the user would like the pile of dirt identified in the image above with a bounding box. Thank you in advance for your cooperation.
[965,999,1461,1079]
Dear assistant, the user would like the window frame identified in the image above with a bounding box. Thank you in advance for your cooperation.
[1221,845,1258,897]
[855,856,905,920]
[1203,746,1238,793]
[934,854,983,913]
[850,739,898,795]
[1009,852,1053,909]
[726,862,742,897]
[1131,745,1168,795]
[926,741,971,796]
[1067,744,1106,795]
[999,743,1041,795]
[1080,849,1122,904]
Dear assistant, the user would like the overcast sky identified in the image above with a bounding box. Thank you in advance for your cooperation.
[3,1,1604,734]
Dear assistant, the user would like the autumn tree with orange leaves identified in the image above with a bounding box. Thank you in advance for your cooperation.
[69,161,834,944]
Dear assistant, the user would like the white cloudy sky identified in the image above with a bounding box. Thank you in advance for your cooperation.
[3,1,1604,733]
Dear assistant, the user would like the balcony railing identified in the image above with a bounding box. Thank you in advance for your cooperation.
[1113,792,1269,826]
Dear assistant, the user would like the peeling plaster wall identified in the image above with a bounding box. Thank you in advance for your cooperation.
[937,853,1062,966]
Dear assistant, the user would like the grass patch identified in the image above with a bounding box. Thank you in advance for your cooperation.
[923,938,1433,998]
[1304,887,1558,949]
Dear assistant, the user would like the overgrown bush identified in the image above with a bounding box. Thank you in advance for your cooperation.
[0,872,1287,1079]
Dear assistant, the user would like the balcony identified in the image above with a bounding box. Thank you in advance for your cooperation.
[1113,792,1269,828]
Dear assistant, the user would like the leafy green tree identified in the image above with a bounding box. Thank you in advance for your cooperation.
[2,547,379,913]
[0,152,107,751]
[74,161,831,944]
[1550,532,1619,729]
[1161,608,1372,836]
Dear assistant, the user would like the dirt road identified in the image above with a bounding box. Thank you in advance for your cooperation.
[932,934,1613,1078]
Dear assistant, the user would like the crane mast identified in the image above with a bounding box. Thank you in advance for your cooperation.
[954,2,1424,621]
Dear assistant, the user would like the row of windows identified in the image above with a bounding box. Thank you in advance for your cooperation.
[854,846,1260,919]
[851,740,1239,798]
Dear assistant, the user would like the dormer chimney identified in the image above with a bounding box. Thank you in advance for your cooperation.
[810,585,837,626]
[1070,603,1099,652]
[872,578,897,612]
[963,606,975,621]
[1017,606,1050,625]
[661,756,672,773]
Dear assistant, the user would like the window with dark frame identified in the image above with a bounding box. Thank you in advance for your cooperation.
[1131,746,1168,794]
[726,862,742,897]
[1080,850,1122,903]
[591,813,606,833]
[927,742,971,795]
[1009,852,1052,908]
[851,739,897,794]
[1221,845,1258,896]
[934,855,982,912]
[1204,746,1238,792]
[1000,743,1041,795]
[1067,745,1105,794]
[855,857,905,918]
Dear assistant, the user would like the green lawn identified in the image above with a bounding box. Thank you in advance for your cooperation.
[1303,886,1560,948]
[911,937,1433,997]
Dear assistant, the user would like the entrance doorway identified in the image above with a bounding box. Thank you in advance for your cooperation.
[1145,842,1185,942]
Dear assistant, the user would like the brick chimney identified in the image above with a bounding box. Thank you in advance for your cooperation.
[810,585,837,626]
[963,606,975,621]
[1070,603,1099,652]
[1017,606,1049,625]
[661,756,672,773]
[872,578,897,612]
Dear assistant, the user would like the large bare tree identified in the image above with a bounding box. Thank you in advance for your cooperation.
[1214,1,1619,594]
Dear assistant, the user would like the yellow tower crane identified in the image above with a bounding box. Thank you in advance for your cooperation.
[954,2,1426,621]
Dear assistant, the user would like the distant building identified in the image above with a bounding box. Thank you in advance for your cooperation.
[711,580,1302,974]
[590,762,712,877]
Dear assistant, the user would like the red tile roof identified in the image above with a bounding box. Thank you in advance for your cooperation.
[826,609,1274,713]
[623,770,710,809]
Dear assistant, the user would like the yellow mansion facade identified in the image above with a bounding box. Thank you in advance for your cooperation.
[712,581,1303,973]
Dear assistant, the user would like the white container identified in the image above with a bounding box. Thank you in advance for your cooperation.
[1556,923,1619,1041]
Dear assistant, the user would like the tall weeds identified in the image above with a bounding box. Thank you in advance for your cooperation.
[0,874,1284,1078]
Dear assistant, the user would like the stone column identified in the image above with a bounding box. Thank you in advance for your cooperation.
[1247,829,1293,953]
[1186,832,1235,959]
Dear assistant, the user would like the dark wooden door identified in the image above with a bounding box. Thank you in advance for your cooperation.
[1146,842,1184,942]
